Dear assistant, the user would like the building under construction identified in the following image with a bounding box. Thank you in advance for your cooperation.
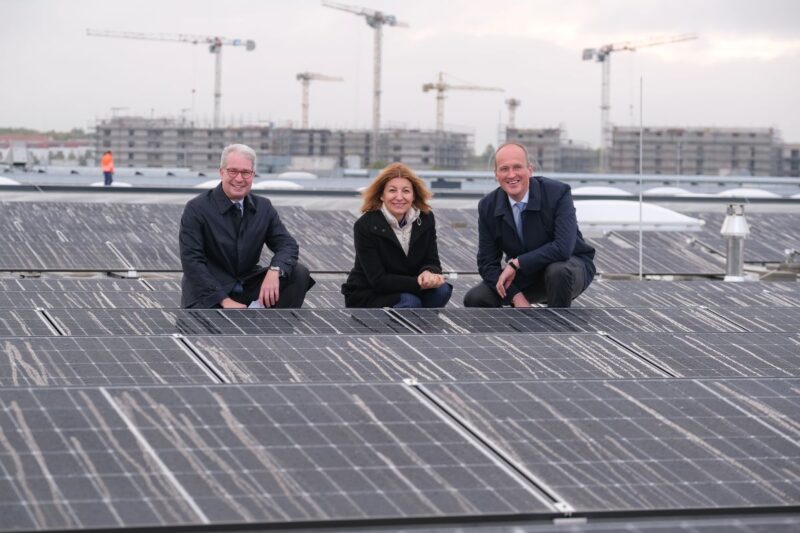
[609,126,783,176]
[94,117,472,171]
[505,127,597,173]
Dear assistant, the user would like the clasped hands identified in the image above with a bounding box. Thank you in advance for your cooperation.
[496,259,531,308]
[417,270,446,290]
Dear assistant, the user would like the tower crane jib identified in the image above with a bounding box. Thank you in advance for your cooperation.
[582,33,697,172]
[86,28,255,128]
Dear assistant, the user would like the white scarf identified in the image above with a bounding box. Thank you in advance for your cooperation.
[380,203,419,256]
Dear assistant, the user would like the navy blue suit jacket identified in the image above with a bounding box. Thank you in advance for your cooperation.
[179,184,299,308]
[476,176,596,298]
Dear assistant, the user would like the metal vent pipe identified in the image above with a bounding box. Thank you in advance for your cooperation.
[720,204,749,282]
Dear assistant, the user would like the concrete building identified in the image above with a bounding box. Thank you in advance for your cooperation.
[609,126,782,176]
[94,117,471,171]
[780,143,800,178]
[505,128,597,173]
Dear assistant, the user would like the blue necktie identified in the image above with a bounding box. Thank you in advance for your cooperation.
[513,202,526,242]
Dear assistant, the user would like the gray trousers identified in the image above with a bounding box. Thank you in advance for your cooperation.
[463,256,588,308]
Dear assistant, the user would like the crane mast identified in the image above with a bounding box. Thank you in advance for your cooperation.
[422,72,503,131]
[582,33,697,172]
[322,1,407,163]
[86,29,255,128]
[296,72,344,129]
[505,98,521,128]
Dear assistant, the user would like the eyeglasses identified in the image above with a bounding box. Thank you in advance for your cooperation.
[224,168,254,179]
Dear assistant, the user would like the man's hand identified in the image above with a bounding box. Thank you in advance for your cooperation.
[418,270,445,290]
[220,297,247,309]
[511,292,531,308]
[495,260,518,298]
[260,270,281,307]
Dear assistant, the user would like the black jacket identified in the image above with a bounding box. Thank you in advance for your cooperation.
[179,184,299,308]
[477,176,596,298]
[342,210,443,308]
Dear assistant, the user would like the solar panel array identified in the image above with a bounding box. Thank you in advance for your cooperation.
[1,272,799,531]
[7,201,788,276]
[1,194,799,531]
[687,211,800,263]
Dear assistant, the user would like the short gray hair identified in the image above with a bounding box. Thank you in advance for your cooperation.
[220,144,257,170]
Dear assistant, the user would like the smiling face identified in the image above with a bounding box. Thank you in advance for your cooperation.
[494,144,532,202]
[219,150,254,201]
[380,177,414,221]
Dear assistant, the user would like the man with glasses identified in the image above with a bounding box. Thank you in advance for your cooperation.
[179,144,314,308]
[463,143,595,308]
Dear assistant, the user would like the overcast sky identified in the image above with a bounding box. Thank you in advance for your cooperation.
[3,0,799,152]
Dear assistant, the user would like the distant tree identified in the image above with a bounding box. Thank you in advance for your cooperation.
[368,160,388,170]
[466,143,495,170]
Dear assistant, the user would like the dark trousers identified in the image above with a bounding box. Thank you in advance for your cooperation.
[464,257,588,308]
[103,172,113,186]
[393,283,453,308]
[230,262,314,308]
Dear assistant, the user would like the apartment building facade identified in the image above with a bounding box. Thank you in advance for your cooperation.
[609,126,782,176]
[505,128,597,173]
[94,118,471,171]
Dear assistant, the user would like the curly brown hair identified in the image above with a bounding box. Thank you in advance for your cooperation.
[360,163,432,214]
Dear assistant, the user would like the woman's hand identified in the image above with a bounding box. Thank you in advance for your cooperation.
[418,270,445,290]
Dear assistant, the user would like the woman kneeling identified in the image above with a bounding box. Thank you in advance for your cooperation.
[342,163,452,308]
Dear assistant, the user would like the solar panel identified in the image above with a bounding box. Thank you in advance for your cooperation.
[0,384,552,531]
[393,307,740,335]
[302,291,346,309]
[42,309,416,337]
[0,336,216,386]
[283,208,357,271]
[222,309,414,335]
[0,202,181,271]
[0,277,151,292]
[614,231,725,275]
[610,332,800,378]
[142,278,183,292]
[577,280,800,308]
[395,308,582,334]
[0,290,181,309]
[0,309,56,336]
[705,378,800,431]
[708,307,800,333]
[551,307,743,333]
[45,309,242,336]
[423,379,800,512]
[688,211,800,263]
[185,333,662,384]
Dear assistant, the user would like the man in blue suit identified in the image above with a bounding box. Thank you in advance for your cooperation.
[463,143,596,308]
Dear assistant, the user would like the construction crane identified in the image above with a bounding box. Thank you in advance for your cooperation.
[505,98,521,128]
[582,33,697,172]
[296,72,344,129]
[322,1,407,161]
[422,72,503,131]
[86,29,256,128]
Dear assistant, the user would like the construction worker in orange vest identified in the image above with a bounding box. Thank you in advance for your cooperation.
[101,151,115,186]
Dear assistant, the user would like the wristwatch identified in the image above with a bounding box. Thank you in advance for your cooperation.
[507,258,519,271]
[269,265,282,277]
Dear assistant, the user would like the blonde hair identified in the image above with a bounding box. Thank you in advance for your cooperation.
[360,163,432,214]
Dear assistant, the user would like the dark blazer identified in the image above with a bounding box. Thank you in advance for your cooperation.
[342,210,443,308]
[477,176,596,298]
[179,184,299,308]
